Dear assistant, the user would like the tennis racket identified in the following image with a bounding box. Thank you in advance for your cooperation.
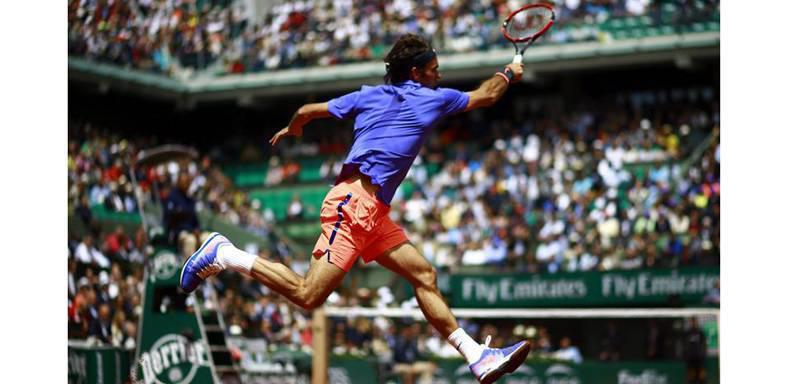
[502,3,556,64]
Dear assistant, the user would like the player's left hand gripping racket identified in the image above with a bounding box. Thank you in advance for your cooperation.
[502,3,555,64]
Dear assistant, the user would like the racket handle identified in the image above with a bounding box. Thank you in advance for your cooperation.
[512,54,523,64]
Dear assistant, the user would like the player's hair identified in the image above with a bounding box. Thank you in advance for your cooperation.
[383,34,434,84]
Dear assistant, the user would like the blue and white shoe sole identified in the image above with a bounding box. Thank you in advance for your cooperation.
[479,341,532,384]
[179,232,221,293]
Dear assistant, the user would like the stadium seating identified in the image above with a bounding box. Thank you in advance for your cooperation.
[68,0,720,76]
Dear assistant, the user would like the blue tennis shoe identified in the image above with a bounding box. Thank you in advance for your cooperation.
[469,336,532,384]
[179,232,231,293]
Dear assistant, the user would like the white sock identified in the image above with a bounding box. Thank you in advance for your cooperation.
[217,244,257,275]
[448,328,484,364]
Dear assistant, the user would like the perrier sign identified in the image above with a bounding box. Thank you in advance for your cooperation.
[134,247,215,383]
[450,267,719,307]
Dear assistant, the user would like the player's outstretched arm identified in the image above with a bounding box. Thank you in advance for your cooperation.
[464,63,523,111]
[269,102,332,146]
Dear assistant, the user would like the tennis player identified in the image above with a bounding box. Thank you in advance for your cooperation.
[181,33,529,383]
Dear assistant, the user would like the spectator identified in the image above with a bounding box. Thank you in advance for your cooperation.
[122,320,138,350]
[346,317,374,355]
[110,310,127,347]
[163,172,202,258]
[88,303,112,345]
[68,258,78,299]
[68,278,94,339]
[392,322,435,384]
[75,194,94,230]
[286,194,304,221]
[371,321,395,363]
[74,234,111,268]
[103,225,131,261]
[265,156,285,186]
[282,158,301,184]
[554,336,583,364]
[96,270,112,305]
[331,321,349,355]
[534,326,554,354]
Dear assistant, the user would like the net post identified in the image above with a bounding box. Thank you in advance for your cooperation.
[312,305,328,384]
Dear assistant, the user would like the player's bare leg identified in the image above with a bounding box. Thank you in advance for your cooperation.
[375,242,458,337]
[249,251,346,310]
[180,232,346,311]
[376,242,532,384]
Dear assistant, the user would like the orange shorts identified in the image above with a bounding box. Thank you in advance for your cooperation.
[311,178,408,272]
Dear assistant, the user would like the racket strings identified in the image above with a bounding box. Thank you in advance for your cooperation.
[506,7,553,40]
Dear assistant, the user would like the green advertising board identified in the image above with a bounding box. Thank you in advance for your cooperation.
[429,358,719,384]
[450,267,719,307]
[133,247,216,384]
[235,352,378,383]
[233,351,718,384]
[68,344,131,384]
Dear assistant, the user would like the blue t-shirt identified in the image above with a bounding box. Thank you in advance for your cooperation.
[328,80,469,205]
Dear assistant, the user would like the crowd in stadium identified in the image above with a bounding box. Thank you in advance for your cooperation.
[68,0,719,76]
[68,254,143,348]
[390,107,720,273]
[67,0,248,74]
[67,121,277,243]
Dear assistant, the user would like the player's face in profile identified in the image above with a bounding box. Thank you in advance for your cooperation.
[415,57,441,89]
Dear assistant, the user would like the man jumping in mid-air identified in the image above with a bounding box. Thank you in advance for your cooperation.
[181,33,529,383]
